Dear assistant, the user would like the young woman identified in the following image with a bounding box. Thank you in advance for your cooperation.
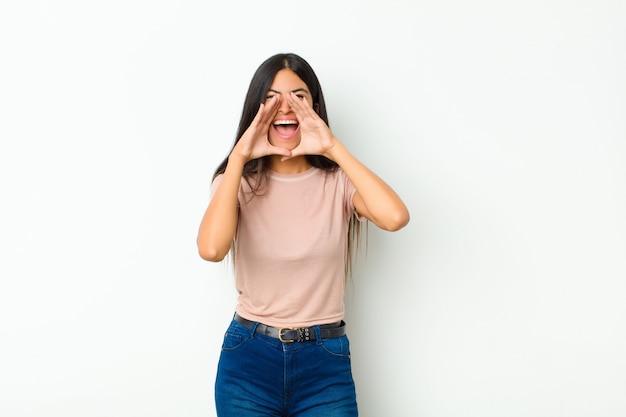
[197,53,409,417]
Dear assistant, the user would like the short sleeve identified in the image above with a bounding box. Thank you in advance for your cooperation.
[340,169,367,222]
[209,174,224,199]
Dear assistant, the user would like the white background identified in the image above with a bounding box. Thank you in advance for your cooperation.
[1,1,625,416]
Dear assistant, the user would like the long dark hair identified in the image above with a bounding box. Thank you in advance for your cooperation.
[213,53,364,279]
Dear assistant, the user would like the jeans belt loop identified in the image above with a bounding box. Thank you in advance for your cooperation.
[313,325,323,346]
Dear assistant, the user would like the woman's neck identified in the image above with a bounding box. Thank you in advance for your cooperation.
[268,155,311,174]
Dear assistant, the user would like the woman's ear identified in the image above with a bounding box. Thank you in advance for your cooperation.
[314,103,320,113]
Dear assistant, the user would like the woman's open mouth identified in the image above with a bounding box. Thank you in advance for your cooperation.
[272,119,299,140]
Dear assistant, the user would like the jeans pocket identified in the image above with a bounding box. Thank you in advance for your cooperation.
[221,331,246,350]
[221,321,249,351]
[320,335,351,358]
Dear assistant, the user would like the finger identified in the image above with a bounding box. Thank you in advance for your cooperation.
[280,145,305,161]
[289,94,317,123]
[286,142,306,159]
[262,95,280,119]
[287,93,305,114]
[252,96,278,128]
[252,102,265,123]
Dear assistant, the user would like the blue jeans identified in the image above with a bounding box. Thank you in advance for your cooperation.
[215,318,358,416]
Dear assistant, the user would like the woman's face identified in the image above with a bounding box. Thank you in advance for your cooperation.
[265,69,314,150]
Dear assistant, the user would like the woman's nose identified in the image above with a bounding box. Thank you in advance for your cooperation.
[277,95,291,113]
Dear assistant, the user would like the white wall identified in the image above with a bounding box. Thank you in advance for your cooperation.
[1,1,625,416]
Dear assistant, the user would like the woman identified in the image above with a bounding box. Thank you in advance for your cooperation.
[197,53,409,416]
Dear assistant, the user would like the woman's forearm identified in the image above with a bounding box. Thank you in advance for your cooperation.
[326,140,410,231]
[196,157,245,261]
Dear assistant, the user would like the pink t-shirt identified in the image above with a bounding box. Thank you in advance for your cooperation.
[211,167,361,328]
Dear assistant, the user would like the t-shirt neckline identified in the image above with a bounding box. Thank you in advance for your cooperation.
[268,166,319,182]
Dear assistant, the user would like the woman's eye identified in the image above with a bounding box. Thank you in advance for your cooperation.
[296,94,305,100]
[265,94,275,100]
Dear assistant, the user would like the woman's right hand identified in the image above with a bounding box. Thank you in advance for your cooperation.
[230,96,291,163]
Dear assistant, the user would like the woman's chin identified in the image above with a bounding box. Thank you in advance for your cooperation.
[269,138,300,151]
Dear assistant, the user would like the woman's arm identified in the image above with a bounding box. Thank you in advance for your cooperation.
[326,140,410,231]
[286,92,410,231]
[196,156,245,262]
[197,96,287,261]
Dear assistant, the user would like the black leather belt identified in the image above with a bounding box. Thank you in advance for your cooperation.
[234,313,345,343]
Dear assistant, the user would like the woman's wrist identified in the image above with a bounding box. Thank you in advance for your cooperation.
[227,151,248,169]
[323,137,345,163]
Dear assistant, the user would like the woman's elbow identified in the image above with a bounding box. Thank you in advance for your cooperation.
[197,240,230,262]
[380,209,410,231]
[198,249,225,262]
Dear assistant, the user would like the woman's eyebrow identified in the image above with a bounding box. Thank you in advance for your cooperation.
[268,88,311,95]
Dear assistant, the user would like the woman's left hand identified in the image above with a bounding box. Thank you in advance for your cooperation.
[283,93,336,160]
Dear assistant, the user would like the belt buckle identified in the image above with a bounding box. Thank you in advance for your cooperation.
[278,327,310,343]
[278,328,295,343]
